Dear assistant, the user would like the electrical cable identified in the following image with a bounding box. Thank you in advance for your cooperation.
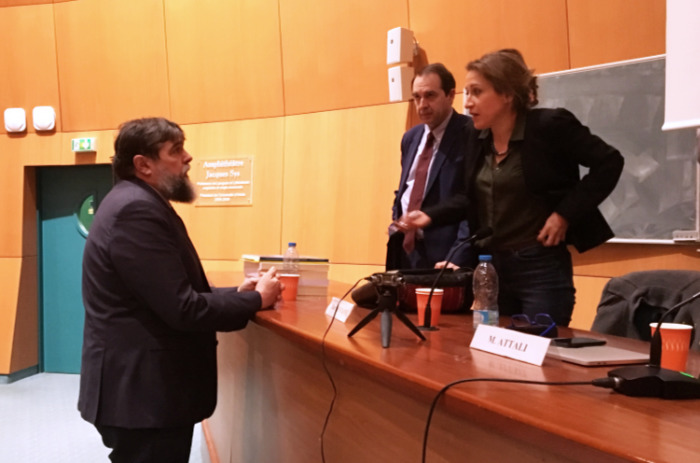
[319,277,364,463]
[421,376,618,463]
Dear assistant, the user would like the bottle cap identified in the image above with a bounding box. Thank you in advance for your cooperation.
[478,254,492,261]
[288,242,296,247]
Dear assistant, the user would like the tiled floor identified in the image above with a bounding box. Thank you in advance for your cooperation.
[0,373,206,463]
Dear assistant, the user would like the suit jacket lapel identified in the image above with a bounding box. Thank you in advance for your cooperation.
[425,111,459,195]
[170,210,211,292]
[398,130,424,197]
[425,145,447,195]
[133,179,212,293]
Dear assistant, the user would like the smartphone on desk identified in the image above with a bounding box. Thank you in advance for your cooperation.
[552,337,606,348]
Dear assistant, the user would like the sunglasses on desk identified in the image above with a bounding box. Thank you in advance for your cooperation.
[507,313,558,338]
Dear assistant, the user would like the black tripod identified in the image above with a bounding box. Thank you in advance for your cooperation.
[347,284,426,348]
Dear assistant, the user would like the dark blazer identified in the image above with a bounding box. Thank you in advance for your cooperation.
[389,111,474,269]
[426,108,624,253]
[78,178,261,428]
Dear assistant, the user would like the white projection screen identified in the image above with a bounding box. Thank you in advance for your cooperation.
[663,0,700,131]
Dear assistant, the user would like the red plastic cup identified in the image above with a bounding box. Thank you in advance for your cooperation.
[415,288,443,326]
[650,322,693,371]
[279,274,300,302]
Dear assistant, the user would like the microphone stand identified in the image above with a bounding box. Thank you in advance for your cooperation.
[347,271,426,348]
[419,265,451,332]
[346,228,492,347]
[607,290,700,399]
[420,227,493,331]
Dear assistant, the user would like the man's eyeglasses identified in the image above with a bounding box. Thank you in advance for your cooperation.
[508,313,558,338]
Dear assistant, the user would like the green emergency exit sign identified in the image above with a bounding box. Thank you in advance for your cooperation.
[71,137,97,152]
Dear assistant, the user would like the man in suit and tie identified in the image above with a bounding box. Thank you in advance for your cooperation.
[388,63,474,270]
[78,117,282,463]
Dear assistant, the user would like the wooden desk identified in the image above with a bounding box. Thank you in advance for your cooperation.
[206,283,700,463]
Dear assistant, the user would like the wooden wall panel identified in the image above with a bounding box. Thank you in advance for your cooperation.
[279,0,408,115]
[0,4,60,135]
[54,0,170,131]
[282,103,408,265]
[573,243,700,278]
[0,137,45,256]
[0,259,19,373]
[567,0,666,68]
[409,0,570,85]
[5,133,60,167]
[175,118,285,260]
[0,261,17,373]
[0,257,37,374]
[9,256,38,372]
[0,1,53,6]
[571,275,610,330]
[329,263,384,286]
[164,0,285,124]
[201,260,243,290]
[21,166,37,258]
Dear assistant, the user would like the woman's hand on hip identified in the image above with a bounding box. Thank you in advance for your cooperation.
[537,212,568,246]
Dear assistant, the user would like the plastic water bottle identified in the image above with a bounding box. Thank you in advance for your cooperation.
[472,255,499,327]
[282,242,299,273]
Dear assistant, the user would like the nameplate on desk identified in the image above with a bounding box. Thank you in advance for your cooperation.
[470,325,551,366]
[325,297,354,323]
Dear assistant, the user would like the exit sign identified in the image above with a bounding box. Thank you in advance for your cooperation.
[72,137,97,152]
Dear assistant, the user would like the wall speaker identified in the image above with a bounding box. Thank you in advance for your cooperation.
[4,108,27,133]
[387,27,415,65]
[32,106,56,131]
[388,65,413,102]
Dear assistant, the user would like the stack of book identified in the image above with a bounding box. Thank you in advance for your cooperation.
[241,254,330,296]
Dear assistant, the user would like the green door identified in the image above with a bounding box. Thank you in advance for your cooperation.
[39,165,113,373]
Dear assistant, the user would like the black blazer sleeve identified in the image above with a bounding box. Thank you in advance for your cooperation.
[108,196,261,332]
[526,108,623,226]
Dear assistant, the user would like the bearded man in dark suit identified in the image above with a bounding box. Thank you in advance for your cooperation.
[79,117,282,463]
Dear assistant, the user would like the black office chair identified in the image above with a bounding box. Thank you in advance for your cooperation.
[590,270,700,350]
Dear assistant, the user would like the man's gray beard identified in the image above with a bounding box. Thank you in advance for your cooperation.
[159,174,196,203]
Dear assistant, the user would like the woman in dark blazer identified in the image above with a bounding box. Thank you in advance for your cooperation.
[398,49,624,326]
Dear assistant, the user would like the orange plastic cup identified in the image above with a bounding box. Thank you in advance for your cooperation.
[415,288,443,327]
[650,322,693,371]
[279,274,300,302]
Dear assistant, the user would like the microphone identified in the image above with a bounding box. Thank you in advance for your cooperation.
[420,227,493,331]
[605,291,700,399]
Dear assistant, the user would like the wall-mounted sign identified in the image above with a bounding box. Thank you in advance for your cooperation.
[195,158,253,207]
[72,137,97,152]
